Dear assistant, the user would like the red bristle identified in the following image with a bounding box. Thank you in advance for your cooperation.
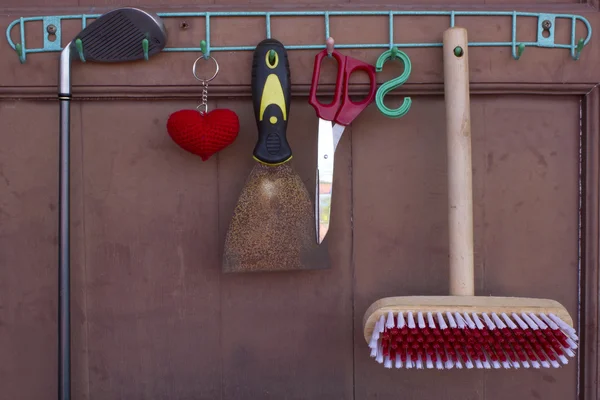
[484,343,499,361]
[543,328,569,352]
[432,328,442,336]
[400,350,407,362]
[534,332,558,356]
[430,350,438,363]
[523,339,547,362]
[390,349,397,360]
[390,328,399,336]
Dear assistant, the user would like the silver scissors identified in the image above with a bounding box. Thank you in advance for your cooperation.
[308,48,377,244]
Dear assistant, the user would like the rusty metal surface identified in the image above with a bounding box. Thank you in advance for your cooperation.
[0,1,595,399]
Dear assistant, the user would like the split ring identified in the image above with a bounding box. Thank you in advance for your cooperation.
[192,55,219,83]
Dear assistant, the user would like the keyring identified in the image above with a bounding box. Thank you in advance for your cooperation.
[192,55,219,83]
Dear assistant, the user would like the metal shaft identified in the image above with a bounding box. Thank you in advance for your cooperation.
[59,98,71,400]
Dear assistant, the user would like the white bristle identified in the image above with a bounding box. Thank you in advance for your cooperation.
[446,312,457,328]
[520,313,539,330]
[528,313,548,329]
[437,312,448,329]
[462,313,477,329]
[455,359,463,369]
[417,312,426,328]
[482,358,491,369]
[522,360,530,369]
[386,311,395,329]
[492,360,501,369]
[502,361,511,369]
[426,354,434,369]
[539,313,560,330]
[511,313,529,329]
[455,312,467,329]
[370,319,381,342]
[406,356,413,369]
[395,353,403,369]
[416,355,424,369]
[436,353,444,370]
[444,349,454,369]
[548,313,579,341]
[376,344,384,364]
[541,360,551,368]
[482,313,496,329]
[384,355,393,369]
[475,360,483,369]
[564,347,575,357]
[511,360,521,369]
[369,337,378,350]
[377,315,385,331]
[558,354,569,364]
[550,359,560,368]
[531,359,541,369]
[566,338,578,350]
[397,312,405,329]
[472,313,485,330]
[370,346,378,358]
[492,313,507,329]
[427,312,436,329]
[501,313,518,329]
[407,312,416,329]
[466,359,474,369]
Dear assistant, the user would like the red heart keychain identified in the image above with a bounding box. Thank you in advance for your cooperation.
[167,108,239,161]
[167,54,239,161]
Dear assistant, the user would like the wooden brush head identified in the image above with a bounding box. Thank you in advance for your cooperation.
[363,296,574,343]
[362,296,577,370]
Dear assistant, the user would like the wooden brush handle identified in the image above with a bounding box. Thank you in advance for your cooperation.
[443,27,475,296]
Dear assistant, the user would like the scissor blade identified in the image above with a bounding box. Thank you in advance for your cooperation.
[316,118,335,244]
[332,123,346,151]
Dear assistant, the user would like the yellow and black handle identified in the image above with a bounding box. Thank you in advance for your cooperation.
[251,38,292,165]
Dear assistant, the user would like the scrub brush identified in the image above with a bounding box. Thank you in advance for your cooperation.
[361,26,578,370]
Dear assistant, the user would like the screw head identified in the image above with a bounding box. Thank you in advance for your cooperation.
[47,24,57,34]
[542,20,552,30]
[180,21,189,29]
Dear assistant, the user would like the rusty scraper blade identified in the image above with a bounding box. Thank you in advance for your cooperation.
[222,38,330,273]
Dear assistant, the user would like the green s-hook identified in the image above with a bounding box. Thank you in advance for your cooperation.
[375,47,412,118]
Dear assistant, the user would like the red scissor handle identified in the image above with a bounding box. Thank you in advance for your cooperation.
[308,49,345,121]
[335,57,377,126]
[308,49,377,126]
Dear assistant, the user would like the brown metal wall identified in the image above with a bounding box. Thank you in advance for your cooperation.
[1,1,599,399]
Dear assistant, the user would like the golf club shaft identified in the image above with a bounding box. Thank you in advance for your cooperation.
[59,97,71,400]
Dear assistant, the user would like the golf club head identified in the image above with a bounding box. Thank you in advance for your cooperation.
[59,7,168,97]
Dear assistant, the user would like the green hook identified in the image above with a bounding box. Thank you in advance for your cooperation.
[268,49,276,64]
[75,38,85,62]
[375,47,412,119]
[515,43,525,60]
[575,38,584,60]
[200,39,209,59]
[142,38,149,61]
[15,43,25,64]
